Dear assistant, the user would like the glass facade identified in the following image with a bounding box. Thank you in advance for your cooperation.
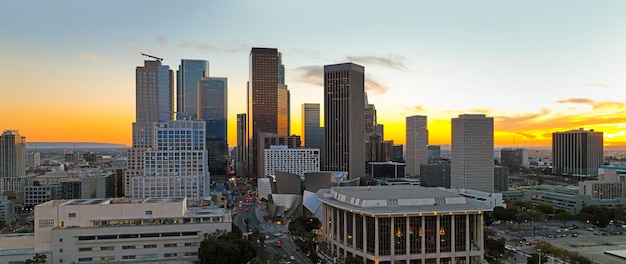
[177,59,209,120]
[198,77,228,176]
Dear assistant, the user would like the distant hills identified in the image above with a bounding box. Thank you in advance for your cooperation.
[26,142,129,149]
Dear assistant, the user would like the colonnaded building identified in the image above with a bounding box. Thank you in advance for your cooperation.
[316,186,491,264]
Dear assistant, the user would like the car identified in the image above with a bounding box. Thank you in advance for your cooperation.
[525,242,532,245]
[282,255,288,259]
[290,256,296,261]
[572,233,578,237]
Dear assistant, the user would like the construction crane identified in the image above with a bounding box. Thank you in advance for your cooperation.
[141,53,163,62]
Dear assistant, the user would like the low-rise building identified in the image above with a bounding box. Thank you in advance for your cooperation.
[34,197,231,263]
[317,185,491,264]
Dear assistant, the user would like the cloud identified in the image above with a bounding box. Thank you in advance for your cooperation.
[178,42,247,53]
[365,74,388,94]
[155,36,168,45]
[557,98,595,105]
[556,98,625,110]
[587,83,611,89]
[292,66,388,94]
[346,55,408,71]
[78,52,116,62]
[293,65,323,86]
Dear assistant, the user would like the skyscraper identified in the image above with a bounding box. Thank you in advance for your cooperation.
[302,103,324,151]
[0,130,26,193]
[198,77,228,177]
[451,114,494,193]
[236,113,247,177]
[552,128,603,177]
[247,48,290,179]
[125,59,174,196]
[177,59,209,120]
[405,115,428,176]
[324,63,365,180]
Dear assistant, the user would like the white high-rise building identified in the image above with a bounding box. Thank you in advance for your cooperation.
[264,145,320,177]
[451,114,494,193]
[132,120,210,200]
[405,115,428,176]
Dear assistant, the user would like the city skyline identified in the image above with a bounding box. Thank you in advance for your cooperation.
[2,1,626,147]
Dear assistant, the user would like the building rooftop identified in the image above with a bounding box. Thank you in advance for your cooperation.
[317,185,491,216]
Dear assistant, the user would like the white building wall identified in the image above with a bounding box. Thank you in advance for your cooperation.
[451,114,494,193]
[264,146,320,177]
[405,115,428,176]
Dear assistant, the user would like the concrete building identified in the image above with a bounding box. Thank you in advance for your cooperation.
[248,48,290,179]
[552,128,604,177]
[368,161,406,179]
[126,59,174,196]
[131,120,209,200]
[1,130,27,193]
[34,197,231,263]
[0,195,16,223]
[494,166,509,193]
[176,59,209,120]
[24,184,62,209]
[500,148,529,170]
[392,145,404,162]
[264,145,320,177]
[503,186,626,215]
[406,115,429,176]
[316,185,490,264]
[420,162,451,188]
[580,165,626,199]
[198,77,228,177]
[451,114,494,193]
[324,63,366,181]
[255,132,301,181]
[27,151,41,170]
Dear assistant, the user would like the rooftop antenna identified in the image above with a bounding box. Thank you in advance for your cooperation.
[141,53,163,62]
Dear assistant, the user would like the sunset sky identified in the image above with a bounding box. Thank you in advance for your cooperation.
[1,1,626,147]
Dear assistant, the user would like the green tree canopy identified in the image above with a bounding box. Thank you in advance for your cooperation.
[198,230,257,264]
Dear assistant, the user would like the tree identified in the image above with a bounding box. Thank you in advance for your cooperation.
[23,254,47,264]
[271,252,282,264]
[244,217,250,232]
[198,229,257,264]
[535,204,554,215]
[553,212,574,222]
[345,256,364,264]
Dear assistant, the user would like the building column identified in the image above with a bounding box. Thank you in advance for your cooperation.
[465,214,470,262]
[451,214,456,255]
[391,216,396,259]
[478,213,484,263]
[375,216,379,258]
[436,214,441,258]
[405,216,410,261]
[421,215,426,264]
[342,210,347,258]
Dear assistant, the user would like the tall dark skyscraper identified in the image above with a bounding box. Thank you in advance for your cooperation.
[247,48,290,179]
[302,103,324,166]
[552,128,603,177]
[198,77,228,177]
[177,59,209,119]
[324,63,365,180]
[125,59,174,196]
[236,113,247,177]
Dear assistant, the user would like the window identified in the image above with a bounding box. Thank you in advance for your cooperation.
[100,256,114,261]
[184,242,198,247]
[97,235,117,240]
[59,238,63,242]
[122,255,136,260]
[122,245,136,250]
[119,234,139,239]
[39,219,54,228]
[143,254,157,259]
[164,253,178,257]
[78,247,92,252]
[78,257,93,262]
[144,244,157,248]
[78,236,95,241]
[161,232,180,237]
[140,233,160,238]
[101,246,114,251]
[68,213,76,218]
[185,252,198,256]
[181,231,198,236]
[59,248,63,252]
[145,210,153,215]
[164,243,177,247]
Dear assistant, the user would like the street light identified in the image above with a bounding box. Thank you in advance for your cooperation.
[537,248,542,264]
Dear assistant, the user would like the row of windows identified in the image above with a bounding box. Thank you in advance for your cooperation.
[77,231,198,240]
[75,252,197,262]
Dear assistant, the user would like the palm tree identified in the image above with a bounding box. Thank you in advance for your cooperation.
[244,217,250,232]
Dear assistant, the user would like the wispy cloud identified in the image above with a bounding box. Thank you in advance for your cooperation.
[178,42,247,53]
[346,55,408,71]
[293,65,323,86]
[557,98,595,105]
[78,52,116,62]
[365,74,388,94]
[292,66,388,94]
[587,83,611,89]
[155,36,168,45]
[557,98,625,110]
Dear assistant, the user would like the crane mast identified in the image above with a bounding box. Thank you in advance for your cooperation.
[141,53,163,62]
